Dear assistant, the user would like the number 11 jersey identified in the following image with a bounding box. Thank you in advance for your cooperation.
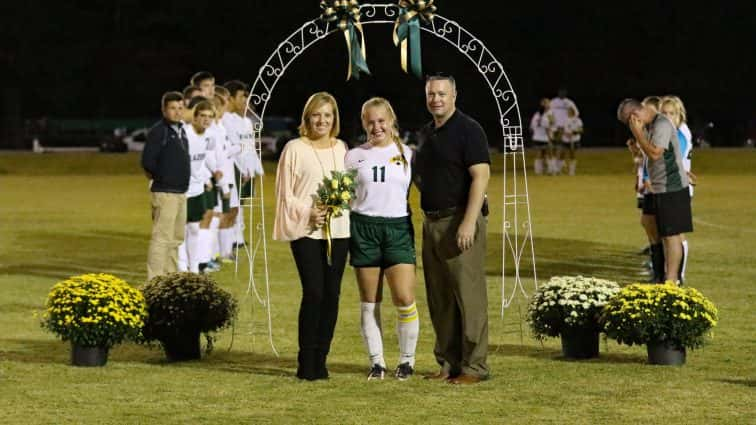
[345,142,413,218]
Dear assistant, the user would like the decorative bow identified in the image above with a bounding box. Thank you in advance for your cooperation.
[320,0,371,80]
[393,0,436,79]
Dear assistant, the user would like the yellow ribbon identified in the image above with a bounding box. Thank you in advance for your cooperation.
[393,0,436,78]
[324,207,334,266]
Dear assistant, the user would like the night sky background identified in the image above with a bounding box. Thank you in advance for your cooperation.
[2,1,755,149]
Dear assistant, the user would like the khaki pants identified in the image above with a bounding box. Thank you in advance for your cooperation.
[422,212,489,378]
[147,192,186,281]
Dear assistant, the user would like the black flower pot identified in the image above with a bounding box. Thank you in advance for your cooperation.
[646,341,686,366]
[560,328,599,359]
[71,343,109,366]
[162,329,201,361]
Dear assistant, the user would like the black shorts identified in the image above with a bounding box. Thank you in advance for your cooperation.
[655,188,693,237]
[636,195,644,210]
[641,193,656,215]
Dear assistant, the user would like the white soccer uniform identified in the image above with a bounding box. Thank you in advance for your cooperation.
[345,142,413,218]
[548,96,579,130]
[564,116,583,144]
[679,122,693,197]
[222,112,264,180]
[185,125,213,197]
[529,112,550,143]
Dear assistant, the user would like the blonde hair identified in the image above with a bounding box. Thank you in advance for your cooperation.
[642,95,661,112]
[662,95,687,125]
[361,97,407,172]
[298,92,341,139]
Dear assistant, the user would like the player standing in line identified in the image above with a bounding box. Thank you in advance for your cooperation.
[181,96,219,274]
[660,95,695,284]
[548,88,579,175]
[561,106,583,176]
[200,93,229,269]
[223,80,265,249]
[528,98,551,175]
[183,100,216,273]
[345,97,419,381]
[213,87,242,263]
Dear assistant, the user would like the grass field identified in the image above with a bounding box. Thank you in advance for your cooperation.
[0,149,754,424]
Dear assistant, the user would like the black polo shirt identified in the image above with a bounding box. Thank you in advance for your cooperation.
[416,109,490,211]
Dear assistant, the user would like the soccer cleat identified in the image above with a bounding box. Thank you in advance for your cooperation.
[367,364,386,381]
[394,362,414,381]
[220,254,236,264]
[203,260,221,273]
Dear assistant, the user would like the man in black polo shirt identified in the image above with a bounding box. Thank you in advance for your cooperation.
[141,91,191,280]
[415,74,491,384]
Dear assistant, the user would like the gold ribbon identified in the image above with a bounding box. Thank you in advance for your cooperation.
[320,0,370,80]
[324,207,334,266]
[393,0,436,78]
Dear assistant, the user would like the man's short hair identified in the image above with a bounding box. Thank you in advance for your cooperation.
[193,100,216,118]
[190,71,215,86]
[161,91,184,108]
[214,85,230,98]
[642,95,661,110]
[223,80,249,97]
[183,85,200,99]
[617,98,642,124]
[187,95,209,110]
[425,72,456,91]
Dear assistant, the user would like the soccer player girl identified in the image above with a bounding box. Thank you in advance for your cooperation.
[529,98,551,175]
[660,95,694,284]
[345,97,419,381]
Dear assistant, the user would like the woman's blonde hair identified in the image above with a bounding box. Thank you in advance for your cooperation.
[361,97,407,172]
[298,92,340,139]
[660,96,687,127]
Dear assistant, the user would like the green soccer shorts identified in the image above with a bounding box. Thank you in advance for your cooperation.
[349,212,416,268]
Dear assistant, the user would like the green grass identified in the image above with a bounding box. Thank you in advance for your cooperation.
[0,149,754,424]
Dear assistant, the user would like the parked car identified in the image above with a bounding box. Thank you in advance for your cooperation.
[259,115,297,160]
[123,127,149,152]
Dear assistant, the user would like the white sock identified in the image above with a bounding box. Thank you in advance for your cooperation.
[534,158,543,175]
[219,228,235,258]
[186,222,201,273]
[569,159,577,176]
[681,239,689,280]
[360,302,385,368]
[178,240,188,272]
[210,216,220,260]
[396,302,419,367]
[235,207,246,244]
[199,228,212,264]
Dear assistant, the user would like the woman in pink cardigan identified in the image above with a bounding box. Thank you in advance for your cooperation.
[273,92,350,380]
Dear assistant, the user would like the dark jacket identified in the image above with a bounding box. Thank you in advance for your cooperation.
[141,119,190,193]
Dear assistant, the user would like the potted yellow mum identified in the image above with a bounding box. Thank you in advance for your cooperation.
[41,273,147,366]
[601,282,718,365]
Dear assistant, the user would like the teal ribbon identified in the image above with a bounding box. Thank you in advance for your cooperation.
[320,0,371,80]
[393,0,436,79]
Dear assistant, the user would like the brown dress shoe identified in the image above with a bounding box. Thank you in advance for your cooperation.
[447,374,483,385]
[423,371,450,380]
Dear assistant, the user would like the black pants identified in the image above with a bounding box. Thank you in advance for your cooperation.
[290,237,349,379]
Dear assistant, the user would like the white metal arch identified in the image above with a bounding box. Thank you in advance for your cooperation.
[244,3,537,354]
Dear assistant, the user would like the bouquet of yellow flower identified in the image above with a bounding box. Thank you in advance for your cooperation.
[315,169,358,265]
[41,273,147,348]
[601,282,718,350]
